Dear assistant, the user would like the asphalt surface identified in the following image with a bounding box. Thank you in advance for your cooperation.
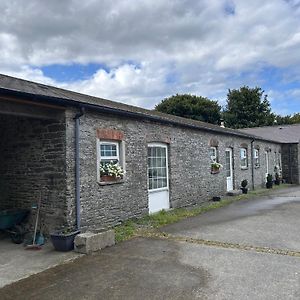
[1,186,300,299]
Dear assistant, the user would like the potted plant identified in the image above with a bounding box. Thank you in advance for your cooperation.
[100,161,124,182]
[50,228,80,251]
[266,174,273,189]
[240,179,248,194]
[211,161,223,174]
[274,172,280,185]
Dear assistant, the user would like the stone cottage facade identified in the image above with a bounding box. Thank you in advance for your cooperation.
[0,74,296,233]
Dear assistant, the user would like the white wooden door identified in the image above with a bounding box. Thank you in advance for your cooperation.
[147,143,169,213]
[265,151,269,180]
[225,148,233,191]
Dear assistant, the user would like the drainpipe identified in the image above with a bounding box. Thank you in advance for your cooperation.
[74,107,85,230]
[251,139,255,190]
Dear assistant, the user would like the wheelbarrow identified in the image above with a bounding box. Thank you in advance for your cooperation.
[0,209,30,244]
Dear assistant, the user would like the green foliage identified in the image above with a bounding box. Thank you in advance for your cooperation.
[267,174,273,183]
[114,184,291,243]
[223,86,275,128]
[155,94,221,124]
[275,113,300,125]
[114,220,136,243]
[241,179,248,188]
[291,113,300,124]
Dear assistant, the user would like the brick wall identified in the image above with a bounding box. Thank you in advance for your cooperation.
[0,114,67,233]
[64,109,282,231]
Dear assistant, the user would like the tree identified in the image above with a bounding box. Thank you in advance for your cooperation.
[275,113,300,125]
[155,94,221,124]
[290,113,300,124]
[223,86,275,129]
[275,114,292,125]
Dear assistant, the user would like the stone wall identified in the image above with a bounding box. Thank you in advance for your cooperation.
[0,114,67,233]
[281,143,299,184]
[64,109,282,231]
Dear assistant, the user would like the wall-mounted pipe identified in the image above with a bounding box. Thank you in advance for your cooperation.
[74,107,85,230]
[250,139,255,190]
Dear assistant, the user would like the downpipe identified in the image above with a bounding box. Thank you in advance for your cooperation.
[74,107,85,230]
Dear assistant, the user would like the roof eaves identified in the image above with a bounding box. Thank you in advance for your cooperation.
[0,86,281,144]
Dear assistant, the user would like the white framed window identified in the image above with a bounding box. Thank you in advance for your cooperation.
[100,141,119,163]
[240,148,248,168]
[147,143,169,191]
[97,139,125,183]
[210,147,218,162]
[254,149,259,167]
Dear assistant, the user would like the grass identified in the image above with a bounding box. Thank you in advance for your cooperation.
[114,184,293,243]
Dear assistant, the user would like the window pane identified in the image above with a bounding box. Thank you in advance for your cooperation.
[100,143,118,158]
[147,146,168,190]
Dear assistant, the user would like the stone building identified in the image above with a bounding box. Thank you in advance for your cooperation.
[0,74,297,233]
[240,125,300,185]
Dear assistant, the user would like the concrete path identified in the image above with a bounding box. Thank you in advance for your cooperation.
[1,186,300,299]
[0,236,81,288]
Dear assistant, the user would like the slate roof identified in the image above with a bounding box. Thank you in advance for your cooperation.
[239,125,300,144]
[0,73,280,143]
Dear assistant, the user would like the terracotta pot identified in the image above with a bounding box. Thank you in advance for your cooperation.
[101,175,117,182]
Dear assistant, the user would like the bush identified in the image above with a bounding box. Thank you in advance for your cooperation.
[241,179,248,188]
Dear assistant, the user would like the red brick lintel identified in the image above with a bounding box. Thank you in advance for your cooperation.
[96,129,124,141]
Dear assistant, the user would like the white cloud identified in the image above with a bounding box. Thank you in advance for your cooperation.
[0,0,300,113]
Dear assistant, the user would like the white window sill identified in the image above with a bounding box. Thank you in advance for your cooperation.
[240,167,248,170]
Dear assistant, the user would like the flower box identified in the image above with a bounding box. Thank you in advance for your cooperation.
[101,175,118,182]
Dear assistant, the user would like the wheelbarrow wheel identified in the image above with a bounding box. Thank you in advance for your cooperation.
[10,225,26,244]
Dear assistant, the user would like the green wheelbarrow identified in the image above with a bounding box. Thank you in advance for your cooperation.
[0,209,30,244]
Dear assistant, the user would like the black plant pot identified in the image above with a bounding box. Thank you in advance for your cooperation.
[241,187,248,194]
[266,182,273,189]
[212,196,221,202]
[50,230,80,251]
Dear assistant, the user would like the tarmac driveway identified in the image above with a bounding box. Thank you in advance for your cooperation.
[1,186,300,299]
[162,187,300,251]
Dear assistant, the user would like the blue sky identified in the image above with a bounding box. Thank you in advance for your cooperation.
[1,0,300,115]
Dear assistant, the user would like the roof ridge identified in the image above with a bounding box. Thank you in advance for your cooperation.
[0,73,281,143]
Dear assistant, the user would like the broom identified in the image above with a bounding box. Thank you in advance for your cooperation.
[25,191,42,250]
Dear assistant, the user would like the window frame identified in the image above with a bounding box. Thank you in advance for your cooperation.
[97,139,125,184]
[147,143,169,192]
[99,141,119,162]
[240,147,248,169]
[210,146,218,162]
[253,148,260,168]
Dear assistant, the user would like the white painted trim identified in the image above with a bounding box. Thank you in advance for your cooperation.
[96,138,125,183]
[147,142,169,191]
[226,148,233,191]
[265,151,269,180]
[99,141,119,161]
[210,146,217,162]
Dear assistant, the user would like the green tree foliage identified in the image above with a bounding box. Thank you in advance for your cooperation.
[291,113,300,123]
[276,113,300,125]
[275,114,293,125]
[155,94,221,124]
[223,86,275,129]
